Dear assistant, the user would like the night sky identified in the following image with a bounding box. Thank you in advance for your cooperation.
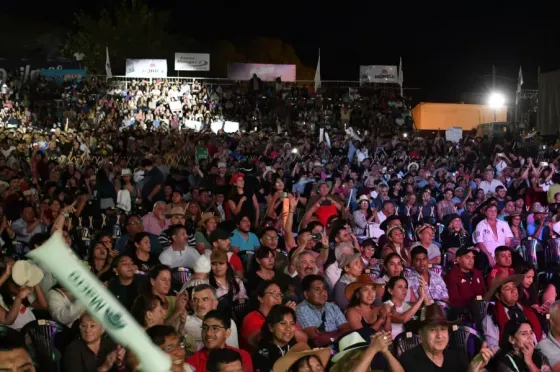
[4,0,559,103]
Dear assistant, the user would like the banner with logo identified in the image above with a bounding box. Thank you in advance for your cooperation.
[39,69,87,83]
[227,63,296,82]
[359,65,398,83]
[174,53,210,71]
[125,59,167,78]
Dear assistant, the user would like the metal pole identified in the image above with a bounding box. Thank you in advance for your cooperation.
[492,65,496,90]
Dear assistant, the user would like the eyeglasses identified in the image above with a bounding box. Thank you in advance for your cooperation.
[265,291,284,298]
[201,325,226,333]
[162,342,184,353]
[264,236,279,241]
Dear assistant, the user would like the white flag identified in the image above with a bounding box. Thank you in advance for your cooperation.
[398,56,404,97]
[105,46,113,80]
[314,49,321,91]
[517,66,523,93]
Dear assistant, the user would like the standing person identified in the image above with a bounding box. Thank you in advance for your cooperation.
[228,173,259,226]
[141,159,165,210]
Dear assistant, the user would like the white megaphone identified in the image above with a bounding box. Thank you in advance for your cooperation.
[28,231,171,372]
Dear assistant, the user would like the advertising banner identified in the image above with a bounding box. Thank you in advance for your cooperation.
[174,53,210,71]
[227,63,296,82]
[359,65,398,83]
[39,69,86,83]
[125,59,167,78]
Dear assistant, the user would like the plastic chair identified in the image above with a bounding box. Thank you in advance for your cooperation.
[469,299,489,330]
[171,267,192,293]
[237,251,255,275]
[448,325,484,360]
[231,300,252,325]
[393,332,421,358]
[0,324,22,341]
[21,319,71,372]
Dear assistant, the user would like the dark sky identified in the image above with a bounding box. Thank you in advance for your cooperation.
[5,0,559,102]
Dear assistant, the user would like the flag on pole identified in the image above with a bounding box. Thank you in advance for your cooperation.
[314,49,321,92]
[105,46,113,80]
[517,66,523,93]
[398,56,404,97]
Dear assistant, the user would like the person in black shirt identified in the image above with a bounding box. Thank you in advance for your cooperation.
[126,232,159,273]
[107,255,145,311]
[62,313,122,372]
[399,303,494,372]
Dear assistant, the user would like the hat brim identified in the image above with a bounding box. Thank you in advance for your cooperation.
[331,342,368,363]
[273,347,332,372]
[407,318,461,334]
[345,280,381,301]
[483,274,525,301]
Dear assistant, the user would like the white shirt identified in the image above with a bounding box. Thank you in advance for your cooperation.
[479,179,505,195]
[0,295,35,330]
[159,245,201,269]
[47,289,85,327]
[391,302,411,340]
[325,262,342,290]
[184,314,238,350]
[473,219,513,257]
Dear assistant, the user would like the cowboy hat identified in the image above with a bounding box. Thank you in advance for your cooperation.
[443,213,461,227]
[345,274,381,301]
[386,225,405,239]
[166,207,186,218]
[483,274,525,301]
[198,212,221,228]
[407,303,460,332]
[272,343,332,372]
[357,195,370,204]
[415,223,435,237]
[121,168,132,177]
[331,332,370,363]
[12,260,44,287]
[379,215,406,231]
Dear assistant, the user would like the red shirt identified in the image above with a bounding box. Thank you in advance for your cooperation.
[240,310,265,352]
[444,265,487,308]
[186,345,253,372]
[315,204,338,226]
[487,266,515,288]
[229,253,243,274]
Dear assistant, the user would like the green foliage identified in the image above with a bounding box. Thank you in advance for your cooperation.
[64,0,314,78]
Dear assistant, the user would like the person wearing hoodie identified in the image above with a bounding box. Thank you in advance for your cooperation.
[444,247,486,309]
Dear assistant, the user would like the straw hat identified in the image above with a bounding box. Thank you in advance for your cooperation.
[12,260,44,287]
[197,212,221,228]
[167,207,186,218]
[357,195,370,204]
[331,332,369,363]
[272,343,331,372]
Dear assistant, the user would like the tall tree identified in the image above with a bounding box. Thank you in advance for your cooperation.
[63,0,172,73]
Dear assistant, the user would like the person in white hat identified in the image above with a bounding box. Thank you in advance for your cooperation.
[353,194,376,235]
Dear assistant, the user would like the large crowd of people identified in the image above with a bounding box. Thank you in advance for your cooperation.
[1,70,560,372]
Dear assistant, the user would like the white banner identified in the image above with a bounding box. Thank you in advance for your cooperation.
[174,53,210,71]
[359,65,398,83]
[125,59,167,78]
[445,127,463,143]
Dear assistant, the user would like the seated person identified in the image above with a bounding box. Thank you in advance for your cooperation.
[399,303,493,371]
[444,247,486,309]
[404,246,449,303]
[482,275,543,350]
[486,245,515,288]
[184,284,238,350]
[62,313,121,372]
[295,274,351,347]
[332,253,364,310]
[186,310,253,372]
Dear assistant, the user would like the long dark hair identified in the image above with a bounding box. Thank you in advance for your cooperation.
[209,261,240,295]
[382,276,408,303]
[517,262,538,307]
[126,231,151,255]
[142,264,172,296]
[260,305,296,344]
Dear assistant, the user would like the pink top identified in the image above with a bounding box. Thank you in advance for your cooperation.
[141,212,170,236]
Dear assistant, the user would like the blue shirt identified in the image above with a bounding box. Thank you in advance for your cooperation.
[295,301,348,332]
[526,223,549,241]
[229,229,260,252]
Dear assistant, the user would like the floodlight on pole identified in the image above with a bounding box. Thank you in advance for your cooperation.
[488,92,506,108]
